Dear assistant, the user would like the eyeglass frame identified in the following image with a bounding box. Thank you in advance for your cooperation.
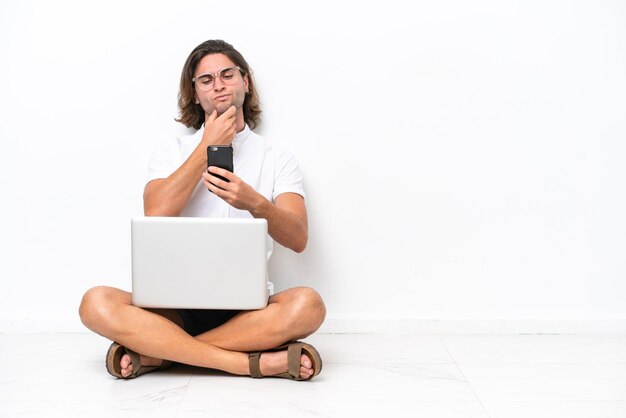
[192,66,244,90]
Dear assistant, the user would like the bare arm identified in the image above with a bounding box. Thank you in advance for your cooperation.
[252,193,308,253]
[203,167,308,253]
[143,107,237,216]
[143,151,205,216]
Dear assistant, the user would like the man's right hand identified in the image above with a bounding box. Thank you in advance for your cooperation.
[144,105,237,216]
[201,106,237,148]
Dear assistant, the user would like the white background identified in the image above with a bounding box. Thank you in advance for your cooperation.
[1,0,625,332]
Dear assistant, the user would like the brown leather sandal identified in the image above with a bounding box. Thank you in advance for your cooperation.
[248,341,323,381]
[105,342,173,379]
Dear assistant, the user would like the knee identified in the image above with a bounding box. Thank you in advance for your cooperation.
[78,286,120,331]
[288,287,326,335]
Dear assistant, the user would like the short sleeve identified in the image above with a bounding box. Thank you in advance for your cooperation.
[146,138,181,184]
[272,145,306,201]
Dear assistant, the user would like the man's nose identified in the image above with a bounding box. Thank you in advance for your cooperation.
[212,76,226,90]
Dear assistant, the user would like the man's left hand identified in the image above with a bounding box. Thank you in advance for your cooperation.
[203,167,265,211]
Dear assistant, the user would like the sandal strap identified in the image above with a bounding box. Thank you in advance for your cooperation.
[287,343,302,378]
[125,347,171,378]
[249,352,263,378]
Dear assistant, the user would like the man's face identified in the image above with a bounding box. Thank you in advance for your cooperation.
[193,53,249,117]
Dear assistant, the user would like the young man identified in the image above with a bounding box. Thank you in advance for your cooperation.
[79,40,325,381]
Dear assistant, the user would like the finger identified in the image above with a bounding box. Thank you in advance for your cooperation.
[207,166,234,181]
[223,107,236,124]
[204,176,226,195]
[215,106,236,121]
[203,170,227,185]
[206,109,217,123]
[205,170,230,190]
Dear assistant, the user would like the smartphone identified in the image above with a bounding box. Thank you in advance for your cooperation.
[207,145,234,183]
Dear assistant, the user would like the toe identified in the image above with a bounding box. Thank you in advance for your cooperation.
[301,354,312,369]
[120,354,133,378]
[121,364,132,378]
[300,366,313,379]
[120,354,131,369]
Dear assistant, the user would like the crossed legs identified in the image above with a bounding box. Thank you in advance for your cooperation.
[79,286,326,378]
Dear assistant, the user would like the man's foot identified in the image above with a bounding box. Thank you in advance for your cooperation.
[259,350,314,379]
[248,341,323,381]
[119,353,164,378]
[106,342,173,379]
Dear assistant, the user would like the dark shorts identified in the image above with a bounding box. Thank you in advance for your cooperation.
[176,309,241,336]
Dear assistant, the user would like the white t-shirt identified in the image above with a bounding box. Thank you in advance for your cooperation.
[146,124,306,293]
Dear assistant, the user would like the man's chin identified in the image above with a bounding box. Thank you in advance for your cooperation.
[215,104,235,116]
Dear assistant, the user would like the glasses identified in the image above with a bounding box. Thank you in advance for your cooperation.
[192,66,242,91]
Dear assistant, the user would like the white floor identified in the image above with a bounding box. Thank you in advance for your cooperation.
[1,333,625,418]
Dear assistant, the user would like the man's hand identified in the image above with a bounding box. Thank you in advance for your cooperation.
[201,106,237,148]
[203,166,265,211]
[204,166,308,253]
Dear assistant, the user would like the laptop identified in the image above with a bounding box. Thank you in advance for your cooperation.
[131,217,269,310]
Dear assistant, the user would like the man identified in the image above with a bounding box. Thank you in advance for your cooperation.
[79,40,326,381]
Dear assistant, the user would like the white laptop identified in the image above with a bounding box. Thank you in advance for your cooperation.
[131,217,269,310]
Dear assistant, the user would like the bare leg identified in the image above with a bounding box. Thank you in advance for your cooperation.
[193,287,326,378]
[79,286,326,378]
[195,287,327,351]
